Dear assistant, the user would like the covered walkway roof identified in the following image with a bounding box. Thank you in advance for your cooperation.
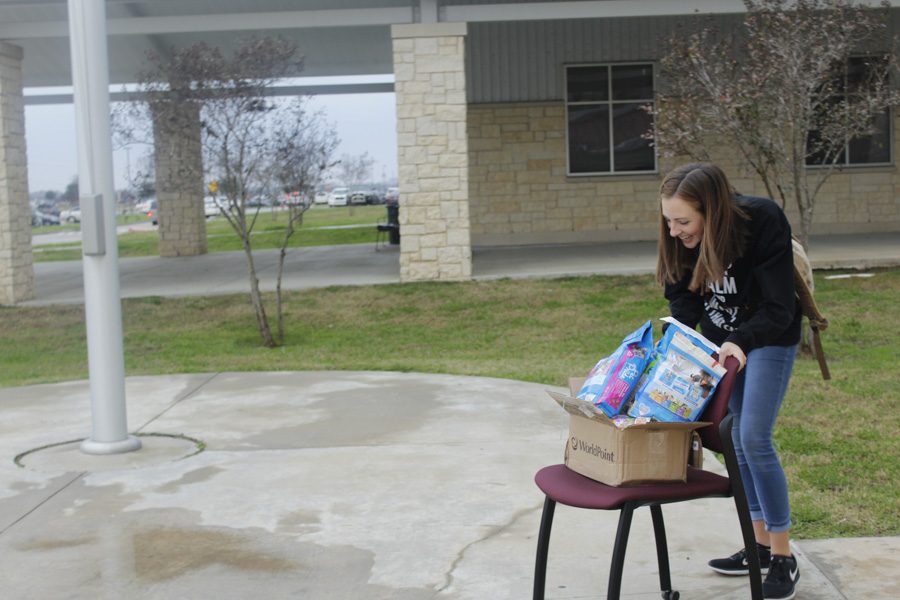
[0,0,756,90]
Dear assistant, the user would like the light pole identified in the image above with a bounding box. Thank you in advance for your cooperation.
[68,0,141,455]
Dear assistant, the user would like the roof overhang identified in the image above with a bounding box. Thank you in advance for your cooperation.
[4,0,897,92]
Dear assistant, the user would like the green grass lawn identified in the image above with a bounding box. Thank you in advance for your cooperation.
[1,269,897,540]
[33,205,389,262]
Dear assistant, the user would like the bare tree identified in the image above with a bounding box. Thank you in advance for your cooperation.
[652,0,900,247]
[132,37,338,347]
[128,153,156,202]
[338,152,374,189]
[269,107,339,343]
[61,177,79,203]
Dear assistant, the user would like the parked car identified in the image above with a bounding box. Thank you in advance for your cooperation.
[136,199,154,213]
[327,187,350,207]
[146,200,158,225]
[313,191,329,205]
[291,193,312,209]
[385,187,399,206]
[281,191,308,208]
[247,196,274,208]
[204,196,221,218]
[349,190,368,205]
[31,210,60,227]
[60,208,81,224]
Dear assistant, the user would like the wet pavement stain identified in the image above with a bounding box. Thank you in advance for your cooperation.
[241,380,439,449]
[19,536,97,551]
[132,528,297,582]
[156,466,224,494]
[276,509,321,535]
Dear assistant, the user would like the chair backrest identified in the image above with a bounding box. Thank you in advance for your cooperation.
[697,355,740,453]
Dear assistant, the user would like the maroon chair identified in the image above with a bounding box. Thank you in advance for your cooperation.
[533,356,763,600]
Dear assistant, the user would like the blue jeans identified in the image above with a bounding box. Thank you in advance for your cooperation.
[729,344,798,532]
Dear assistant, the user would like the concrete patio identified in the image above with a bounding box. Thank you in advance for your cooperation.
[1,371,896,599]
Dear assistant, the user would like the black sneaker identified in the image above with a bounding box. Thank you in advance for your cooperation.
[763,554,800,600]
[708,543,771,575]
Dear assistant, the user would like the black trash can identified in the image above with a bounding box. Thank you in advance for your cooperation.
[386,204,400,245]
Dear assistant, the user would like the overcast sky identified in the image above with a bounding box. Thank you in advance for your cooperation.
[25,87,398,193]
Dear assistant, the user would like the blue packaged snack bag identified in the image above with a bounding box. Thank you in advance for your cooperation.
[654,317,718,359]
[577,320,653,418]
[629,319,726,422]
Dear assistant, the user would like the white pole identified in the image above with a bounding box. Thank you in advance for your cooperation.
[67,0,141,455]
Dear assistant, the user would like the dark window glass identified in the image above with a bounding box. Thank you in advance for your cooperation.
[849,108,891,163]
[568,105,610,173]
[807,56,891,166]
[613,103,655,171]
[847,56,887,93]
[612,65,653,100]
[806,97,846,165]
[816,60,845,95]
[567,67,608,102]
[806,129,847,166]
[566,64,655,174]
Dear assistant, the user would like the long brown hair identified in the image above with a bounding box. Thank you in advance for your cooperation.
[656,163,748,292]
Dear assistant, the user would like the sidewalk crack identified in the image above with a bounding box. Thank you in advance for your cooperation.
[434,502,542,595]
[791,541,849,600]
[135,372,220,433]
[0,472,85,537]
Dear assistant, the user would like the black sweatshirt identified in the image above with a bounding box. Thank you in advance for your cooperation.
[664,195,802,353]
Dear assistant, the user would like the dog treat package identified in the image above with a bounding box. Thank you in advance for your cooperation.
[628,319,727,422]
[610,415,654,429]
[577,320,653,418]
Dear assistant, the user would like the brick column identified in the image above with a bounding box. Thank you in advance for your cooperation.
[0,42,33,305]
[392,23,471,281]
[151,100,207,257]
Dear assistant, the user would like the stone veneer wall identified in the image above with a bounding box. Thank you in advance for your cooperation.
[392,23,471,281]
[468,102,900,245]
[708,116,900,234]
[151,101,207,258]
[0,42,33,305]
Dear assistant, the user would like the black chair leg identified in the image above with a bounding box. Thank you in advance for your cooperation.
[607,502,635,600]
[650,504,675,596]
[533,497,556,600]
[720,414,763,600]
[732,491,763,600]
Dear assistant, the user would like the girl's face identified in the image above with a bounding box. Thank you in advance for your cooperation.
[661,195,704,249]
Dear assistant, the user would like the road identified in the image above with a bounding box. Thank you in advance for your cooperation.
[31,220,155,246]
[32,217,378,248]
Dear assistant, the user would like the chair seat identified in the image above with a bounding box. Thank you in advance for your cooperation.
[535,464,731,510]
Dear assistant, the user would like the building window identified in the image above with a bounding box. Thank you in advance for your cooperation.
[565,64,656,175]
[806,56,892,167]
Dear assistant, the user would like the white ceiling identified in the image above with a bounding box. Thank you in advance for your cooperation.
[0,0,798,89]
[0,0,421,87]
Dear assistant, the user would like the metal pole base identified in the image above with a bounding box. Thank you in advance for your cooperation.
[80,435,142,455]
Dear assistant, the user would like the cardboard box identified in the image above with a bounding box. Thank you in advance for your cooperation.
[548,378,708,486]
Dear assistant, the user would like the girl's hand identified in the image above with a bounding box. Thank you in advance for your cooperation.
[718,341,747,372]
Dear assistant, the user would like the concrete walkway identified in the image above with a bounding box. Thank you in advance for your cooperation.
[3,372,897,599]
[23,231,900,305]
[4,232,899,598]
